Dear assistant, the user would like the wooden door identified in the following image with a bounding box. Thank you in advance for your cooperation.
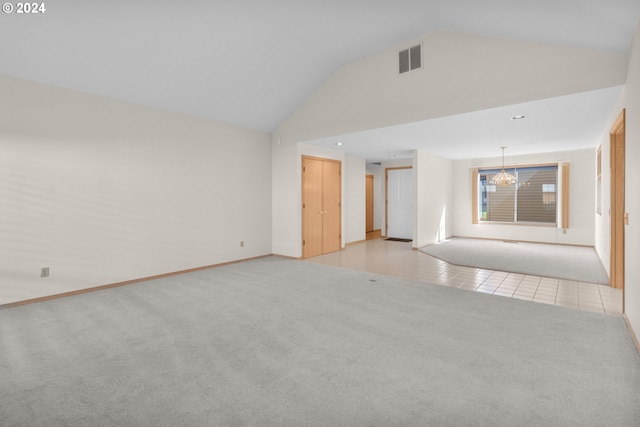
[322,160,341,254]
[302,157,324,258]
[610,110,625,302]
[302,156,341,258]
[366,175,374,232]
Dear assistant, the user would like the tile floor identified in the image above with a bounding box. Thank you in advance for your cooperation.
[305,239,622,316]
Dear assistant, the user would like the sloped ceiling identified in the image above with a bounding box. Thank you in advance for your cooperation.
[1,0,639,134]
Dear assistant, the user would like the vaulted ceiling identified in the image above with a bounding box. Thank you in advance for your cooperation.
[1,0,639,135]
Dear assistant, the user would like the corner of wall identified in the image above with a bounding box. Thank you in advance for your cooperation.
[620,18,640,341]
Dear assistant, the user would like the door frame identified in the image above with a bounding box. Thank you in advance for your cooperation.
[385,166,412,239]
[609,109,625,310]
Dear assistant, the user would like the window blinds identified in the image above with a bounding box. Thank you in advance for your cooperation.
[516,167,557,223]
[478,165,559,225]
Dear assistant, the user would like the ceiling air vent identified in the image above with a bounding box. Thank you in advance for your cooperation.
[399,44,421,74]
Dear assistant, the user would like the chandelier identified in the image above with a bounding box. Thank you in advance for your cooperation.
[490,146,517,185]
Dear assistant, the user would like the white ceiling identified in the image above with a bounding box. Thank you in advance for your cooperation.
[1,1,639,160]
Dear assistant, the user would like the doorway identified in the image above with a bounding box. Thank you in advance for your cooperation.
[302,156,342,259]
[610,109,625,310]
[386,167,412,240]
[365,174,381,240]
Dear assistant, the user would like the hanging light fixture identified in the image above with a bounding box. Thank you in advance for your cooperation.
[490,146,517,185]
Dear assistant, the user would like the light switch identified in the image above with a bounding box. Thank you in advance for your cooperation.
[624,212,629,225]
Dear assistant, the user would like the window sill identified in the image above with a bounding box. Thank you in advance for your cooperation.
[478,221,558,228]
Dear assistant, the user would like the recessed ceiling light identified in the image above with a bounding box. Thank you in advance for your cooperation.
[511,115,526,120]
[335,142,343,146]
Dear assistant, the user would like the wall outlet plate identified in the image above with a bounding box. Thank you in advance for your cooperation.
[41,267,49,277]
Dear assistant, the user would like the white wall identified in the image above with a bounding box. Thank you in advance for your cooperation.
[0,75,272,304]
[414,151,454,248]
[452,149,595,246]
[620,22,640,341]
[271,138,299,257]
[273,31,625,258]
[345,156,366,244]
[594,95,625,276]
[275,31,626,144]
[596,19,640,343]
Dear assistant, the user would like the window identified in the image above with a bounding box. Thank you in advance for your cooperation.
[399,44,421,74]
[477,165,559,225]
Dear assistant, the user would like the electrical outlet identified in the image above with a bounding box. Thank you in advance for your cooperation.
[240,241,244,247]
[41,267,50,278]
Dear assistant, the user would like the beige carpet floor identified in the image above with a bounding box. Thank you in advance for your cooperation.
[421,237,609,284]
[1,257,637,426]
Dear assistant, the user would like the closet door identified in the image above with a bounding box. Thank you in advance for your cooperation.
[302,157,324,258]
[302,156,341,258]
[322,160,341,254]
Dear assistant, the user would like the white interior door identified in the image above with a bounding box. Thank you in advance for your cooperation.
[387,168,412,239]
